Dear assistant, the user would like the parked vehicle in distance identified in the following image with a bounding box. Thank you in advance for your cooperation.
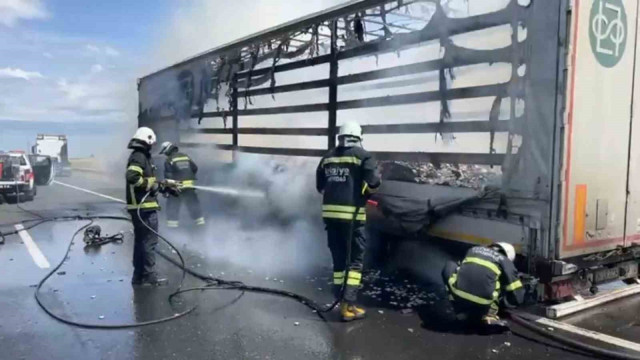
[0,150,53,203]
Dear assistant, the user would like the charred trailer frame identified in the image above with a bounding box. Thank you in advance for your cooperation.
[138,0,640,301]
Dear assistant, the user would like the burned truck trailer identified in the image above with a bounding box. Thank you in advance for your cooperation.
[137,0,640,302]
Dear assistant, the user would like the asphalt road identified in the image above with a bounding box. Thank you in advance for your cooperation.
[0,170,638,359]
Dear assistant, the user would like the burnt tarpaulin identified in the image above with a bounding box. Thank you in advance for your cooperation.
[371,180,483,234]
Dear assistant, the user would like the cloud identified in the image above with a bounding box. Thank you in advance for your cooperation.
[86,44,120,57]
[86,44,100,53]
[90,64,104,73]
[0,0,48,27]
[104,46,120,57]
[57,78,87,100]
[0,67,43,80]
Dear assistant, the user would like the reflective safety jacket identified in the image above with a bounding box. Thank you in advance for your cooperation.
[164,152,198,189]
[448,246,525,307]
[316,145,381,222]
[125,140,159,211]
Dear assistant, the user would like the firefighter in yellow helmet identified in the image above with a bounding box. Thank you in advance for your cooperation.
[159,141,205,228]
[442,242,525,328]
[316,121,381,322]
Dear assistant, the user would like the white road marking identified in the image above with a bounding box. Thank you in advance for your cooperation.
[53,180,125,203]
[535,317,640,353]
[15,224,50,269]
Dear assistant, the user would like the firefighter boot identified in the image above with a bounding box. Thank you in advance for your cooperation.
[340,302,366,322]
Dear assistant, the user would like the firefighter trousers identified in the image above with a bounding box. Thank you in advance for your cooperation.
[442,260,499,322]
[325,219,367,303]
[131,210,158,279]
[166,189,204,227]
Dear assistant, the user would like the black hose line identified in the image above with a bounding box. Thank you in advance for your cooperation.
[508,312,640,360]
[34,216,196,329]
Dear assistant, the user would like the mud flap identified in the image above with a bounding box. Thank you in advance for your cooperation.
[29,155,54,185]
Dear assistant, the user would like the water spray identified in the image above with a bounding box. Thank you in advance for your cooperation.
[191,185,266,199]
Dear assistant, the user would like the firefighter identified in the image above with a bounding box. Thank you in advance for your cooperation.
[442,242,525,328]
[316,121,381,322]
[158,141,205,228]
[126,127,178,286]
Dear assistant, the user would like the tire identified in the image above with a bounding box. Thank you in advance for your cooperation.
[23,186,35,202]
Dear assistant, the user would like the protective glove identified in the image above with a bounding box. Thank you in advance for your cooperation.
[159,179,181,197]
[150,181,161,197]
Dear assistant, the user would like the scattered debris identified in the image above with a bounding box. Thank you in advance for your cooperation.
[504,342,511,347]
[98,315,105,320]
[408,328,414,333]
[378,310,384,314]
[91,295,96,299]
[491,349,499,354]
[294,322,300,326]
[57,271,66,276]
[547,327,555,331]
[400,308,413,315]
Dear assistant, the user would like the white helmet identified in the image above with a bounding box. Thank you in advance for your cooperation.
[494,242,516,262]
[338,121,363,140]
[132,127,156,146]
[159,141,176,155]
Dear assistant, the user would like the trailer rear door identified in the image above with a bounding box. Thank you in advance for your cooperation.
[561,0,639,258]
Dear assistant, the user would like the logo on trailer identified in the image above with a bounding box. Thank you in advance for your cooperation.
[589,0,627,68]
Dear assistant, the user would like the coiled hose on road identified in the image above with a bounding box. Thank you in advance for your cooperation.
[2,190,335,329]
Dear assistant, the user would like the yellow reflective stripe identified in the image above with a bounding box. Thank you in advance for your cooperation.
[333,271,345,285]
[361,182,369,195]
[134,177,144,187]
[463,257,501,276]
[505,280,523,292]
[347,271,362,286]
[170,156,190,164]
[322,205,365,213]
[182,180,195,188]
[448,274,494,305]
[128,165,143,174]
[167,220,179,228]
[146,177,156,191]
[194,217,205,225]
[126,201,159,210]
[347,271,362,280]
[322,212,366,221]
[322,156,361,166]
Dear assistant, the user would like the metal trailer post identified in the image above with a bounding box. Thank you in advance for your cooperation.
[328,20,339,150]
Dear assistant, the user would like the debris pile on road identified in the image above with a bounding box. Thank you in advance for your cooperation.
[360,270,439,309]
[380,161,501,189]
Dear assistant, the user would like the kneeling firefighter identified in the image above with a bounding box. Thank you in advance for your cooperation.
[126,127,180,286]
[316,121,381,322]
[158,141,205,228]
[442,242,525,327]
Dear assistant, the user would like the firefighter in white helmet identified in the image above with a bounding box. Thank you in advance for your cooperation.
[442,242,525,328]
[316,121,381,321]
[125,127,178,286]
[158,141,205,228]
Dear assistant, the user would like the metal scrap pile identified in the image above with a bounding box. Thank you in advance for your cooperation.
[380,161,501,189]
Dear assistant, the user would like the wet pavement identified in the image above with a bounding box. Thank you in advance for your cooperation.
[0,171,637,359]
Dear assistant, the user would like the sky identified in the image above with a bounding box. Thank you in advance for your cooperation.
[0,0,349,156]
